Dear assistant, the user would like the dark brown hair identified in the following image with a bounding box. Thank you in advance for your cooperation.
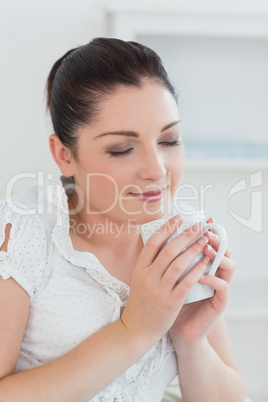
[46,37,177,160]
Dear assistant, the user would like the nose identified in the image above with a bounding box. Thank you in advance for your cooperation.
[138,148,167,182]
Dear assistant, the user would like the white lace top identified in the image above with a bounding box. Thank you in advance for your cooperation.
[0,177,179,402]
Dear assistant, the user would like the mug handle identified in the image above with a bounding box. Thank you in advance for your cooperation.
[204,222,228,276]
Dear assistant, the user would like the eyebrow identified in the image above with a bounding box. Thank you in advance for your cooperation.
[94,120,181,140]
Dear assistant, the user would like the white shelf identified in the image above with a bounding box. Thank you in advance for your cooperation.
[107,5,268,40]
[185,158,268,170]
[106,2,268,16]
[225,312,268,321]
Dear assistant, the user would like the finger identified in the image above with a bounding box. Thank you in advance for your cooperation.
[205,230,219,247]
[198,275,229,308]
[204,243,217,261]
[205,230,232,258]
[206,217,218,236]
[172,255,211,300]
[204,245,236,283]
[139,215,183,266]
[225,247,232,259]
[161,236,209,286]
[154,222,206,276]
[217,256,236,283]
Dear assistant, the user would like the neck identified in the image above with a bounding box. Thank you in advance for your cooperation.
[68,193,144,257]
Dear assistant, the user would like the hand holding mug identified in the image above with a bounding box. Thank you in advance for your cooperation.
[140,218,228,304]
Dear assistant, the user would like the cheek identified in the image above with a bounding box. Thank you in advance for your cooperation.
[76,154,134,193]
[168,151,185,189]
[87,174,118,200]
[84,169,130,212]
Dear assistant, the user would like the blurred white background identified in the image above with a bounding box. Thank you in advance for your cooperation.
[0,1,267,400]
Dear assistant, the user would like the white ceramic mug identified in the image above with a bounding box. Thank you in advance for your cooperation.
[140,219,228,304]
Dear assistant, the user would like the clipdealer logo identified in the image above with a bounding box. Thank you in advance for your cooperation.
[3,169,265,233]
[227,170,263,232]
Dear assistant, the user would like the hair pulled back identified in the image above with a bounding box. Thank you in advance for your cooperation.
[46,37,177,160]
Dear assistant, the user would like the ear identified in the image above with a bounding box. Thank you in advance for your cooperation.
[49,134,75,177]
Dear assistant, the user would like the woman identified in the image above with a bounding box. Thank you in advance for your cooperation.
[0,38,246,401]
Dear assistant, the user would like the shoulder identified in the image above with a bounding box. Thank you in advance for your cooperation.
[2,176,69,238]
[0,186,48,245]
[1,186,48,247]
[0,179,66,300]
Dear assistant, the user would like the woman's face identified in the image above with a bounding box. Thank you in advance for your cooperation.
[70,81,185,224]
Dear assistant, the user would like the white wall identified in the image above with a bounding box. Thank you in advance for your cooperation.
[0,0,107,195]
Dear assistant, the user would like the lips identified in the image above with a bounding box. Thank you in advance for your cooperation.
[129,188,166,202]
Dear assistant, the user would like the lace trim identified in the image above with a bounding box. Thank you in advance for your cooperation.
[124,335,177,395]
[92,335,177,401]
[49,177,130,320]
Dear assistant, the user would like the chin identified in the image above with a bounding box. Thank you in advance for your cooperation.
[132,211,167,225]
[120,197,172,225]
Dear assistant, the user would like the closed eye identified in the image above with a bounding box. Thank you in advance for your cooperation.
[159,140,182,147]
[106,140,182,158]
[106,148,134,158]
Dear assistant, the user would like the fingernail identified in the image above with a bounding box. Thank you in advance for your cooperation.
[208,231,217,239]
[198,236,208,246]
[203,256,210,264]
[173,215,182,224]
[208,245,216,254]
[192,222,204,233]
[207,217,214,223]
